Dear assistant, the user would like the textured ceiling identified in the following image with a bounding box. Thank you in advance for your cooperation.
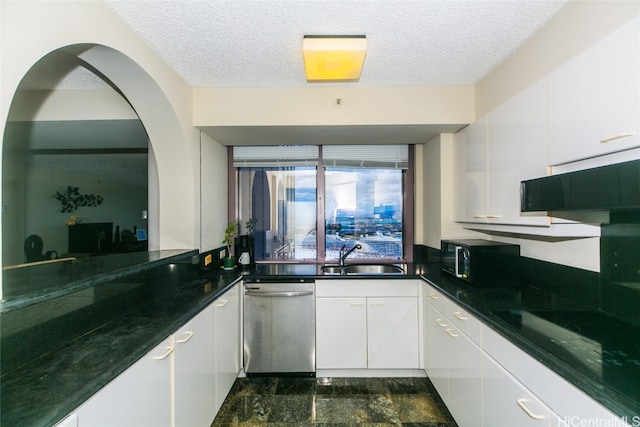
[105,0,568,88]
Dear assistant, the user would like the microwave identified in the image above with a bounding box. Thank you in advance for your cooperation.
[440,239,520,286]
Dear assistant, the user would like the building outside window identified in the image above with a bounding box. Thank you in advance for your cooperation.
[233,145,411,263]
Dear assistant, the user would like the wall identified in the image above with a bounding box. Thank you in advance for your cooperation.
[194,86,474,127]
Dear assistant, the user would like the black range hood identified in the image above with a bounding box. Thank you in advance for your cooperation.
[521,159,640,212]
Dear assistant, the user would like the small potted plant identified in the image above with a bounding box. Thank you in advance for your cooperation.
[222,220,240,270]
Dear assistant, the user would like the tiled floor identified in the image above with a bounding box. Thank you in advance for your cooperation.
[211,376,458,426]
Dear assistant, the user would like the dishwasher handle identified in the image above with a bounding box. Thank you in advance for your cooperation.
[245,289,314,297]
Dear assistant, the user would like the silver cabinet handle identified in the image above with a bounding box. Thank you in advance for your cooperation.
[153,346,174,360]
[445,328,459,338]
[516,398,545,420]
[245,290,313,297]
[429,292,440,300]
[176,331,194,344]
[215,299,228,307]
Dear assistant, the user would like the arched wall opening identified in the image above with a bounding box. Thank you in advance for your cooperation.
[1,42,198,297]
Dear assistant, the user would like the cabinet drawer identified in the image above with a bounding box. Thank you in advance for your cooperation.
[423,283,447,314]
[316,279,417,298]
[447,300,481,345]
[483,324,619,423]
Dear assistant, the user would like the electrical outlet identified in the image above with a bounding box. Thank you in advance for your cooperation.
[219,248,226,259]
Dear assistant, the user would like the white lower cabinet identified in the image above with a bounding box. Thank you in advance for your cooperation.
[367,297,419,369]
[423,282,628,427]
[67,284,241,427]
[213,284,241,413]
[483,352,553,426]
[76,337,173,426]
[174,303,216,427]
[424,289,482,427]
[316,297,368,369]
[315,279,419,370]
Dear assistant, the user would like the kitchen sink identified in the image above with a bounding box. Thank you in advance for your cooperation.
[320,264,404,275]
[320,265,344,275]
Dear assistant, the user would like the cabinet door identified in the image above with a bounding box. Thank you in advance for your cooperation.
[174,304,216,427]
[488,79,549,226]
[459,116,489,223]
[77,338,172,427]
[425,303,449,399]
[548,16,640,165]
[367,297,419,369]
[446,323,482,427]
[214,284,241,413]
[316,297,367,369]
[483,352,552,426]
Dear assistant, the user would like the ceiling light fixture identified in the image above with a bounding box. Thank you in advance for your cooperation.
[302,35,367,82]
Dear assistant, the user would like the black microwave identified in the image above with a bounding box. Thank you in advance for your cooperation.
[440,239,520,286]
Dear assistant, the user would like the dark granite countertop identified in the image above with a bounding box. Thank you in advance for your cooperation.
[1,249,199,312]
[1,260,637,426]
[419,267,640,421]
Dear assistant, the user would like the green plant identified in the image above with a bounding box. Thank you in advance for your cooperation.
[54,186,103,213]
[245,218,258,236]
[222,220,241,258]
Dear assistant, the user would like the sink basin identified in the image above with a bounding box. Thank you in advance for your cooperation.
[320,265,344,275]
[320,263,404,275]
[343,264,404,275]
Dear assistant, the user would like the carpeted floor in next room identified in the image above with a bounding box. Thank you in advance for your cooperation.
[211,376,458,426]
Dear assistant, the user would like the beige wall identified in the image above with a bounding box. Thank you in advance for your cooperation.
[194,86,474,126]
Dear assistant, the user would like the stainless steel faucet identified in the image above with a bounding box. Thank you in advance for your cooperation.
[339,243,362,266]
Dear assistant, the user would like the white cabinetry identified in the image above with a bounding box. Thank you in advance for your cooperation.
[316,280,419,371]
[174,304,216,427]
[483,352,554,426]
[316,297,368,369]
[454,116,488,223]
[367,297,419,369]
[70,285,241,427]
[423,284,482,427]
[213,284,241,412]
[487,79,548,226]
[76,338,173,427]
[548,16,640,166]
[454,80,548,226]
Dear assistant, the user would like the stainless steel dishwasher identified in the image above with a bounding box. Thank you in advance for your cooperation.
[243,278,315,376]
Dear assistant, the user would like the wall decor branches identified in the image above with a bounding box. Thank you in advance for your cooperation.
[54,186,104,213]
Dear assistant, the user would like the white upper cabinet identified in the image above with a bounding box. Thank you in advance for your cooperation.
[454,115,488,223]
[487,79,549,226]
[455,79,548,226]
[548,16,640,166]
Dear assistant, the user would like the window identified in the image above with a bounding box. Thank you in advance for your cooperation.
[233,145,412,262]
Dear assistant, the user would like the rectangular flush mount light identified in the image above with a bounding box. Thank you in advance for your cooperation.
[303,35,367,82]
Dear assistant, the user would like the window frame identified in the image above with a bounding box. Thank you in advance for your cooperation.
[228,144,414,264]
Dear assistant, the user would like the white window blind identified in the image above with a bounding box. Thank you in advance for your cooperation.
[233,145,319,167]
[322,144,408,169]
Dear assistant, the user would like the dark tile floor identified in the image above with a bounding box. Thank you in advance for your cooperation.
[211,376,458,426]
